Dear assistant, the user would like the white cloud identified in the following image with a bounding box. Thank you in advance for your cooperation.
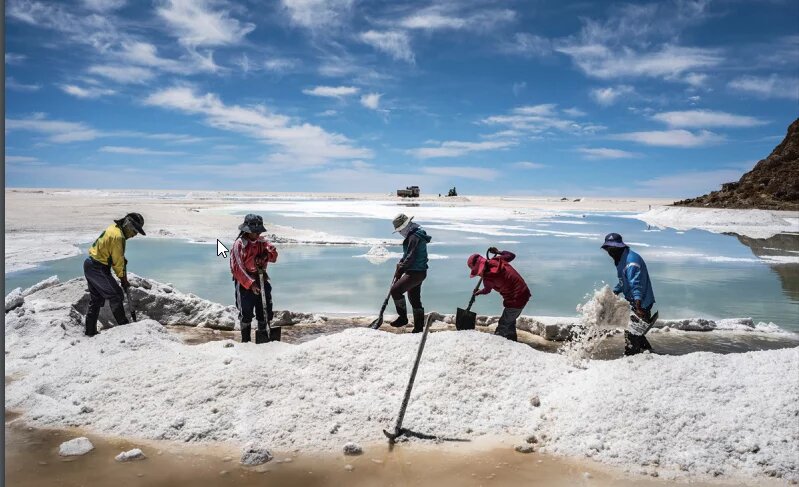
[512,81,526,96]
[156,0,255,47]
[8,0,123,51]
[88,64,155,84]
[652,110,767,128]
[5,114,102,143]
[502,33,551,57]
[82,0,126,11]
[682,72,707,87]
[359,30,414,63]
[636,169,745,197]
[281,0,354,30]
[728,75,798,100]
[144,86,372,166]
[399,7,514,32]
[360,93,381,110]
[60,84,116,98]
[302,85,360,98]
[407,140,515,159]
[99,146,186,156]
[264,57,300,73]
[5,155,43,164]
[577,148,638,159]
[318,109,338,117]
[512,161,546,169]
[613,129,724,148]
[421,166,499,181]
[6,77,41,92]
[481,104,604,135]
[590,85,634,106]
[5,52,27,64]
[563,107,586,117]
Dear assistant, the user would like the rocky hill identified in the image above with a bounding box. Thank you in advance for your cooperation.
[674,118,799,211]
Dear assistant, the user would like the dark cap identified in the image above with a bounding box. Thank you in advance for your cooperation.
[117,213,146,236]
[601,232,627,249]
[239,214,266,234]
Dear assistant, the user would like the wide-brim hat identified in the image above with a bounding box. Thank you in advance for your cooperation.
[239,214,266,234]
[467,253,486,278]
[601,232,627,249]
[116,212,146,236]
[392,213,414,233]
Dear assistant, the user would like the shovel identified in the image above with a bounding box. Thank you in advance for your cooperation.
[369,277,397,330]
[256,268,281,343]
[455,250,490,331]
[124,289,137,322]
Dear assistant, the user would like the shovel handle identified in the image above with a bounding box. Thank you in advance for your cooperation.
[258,268,271,340]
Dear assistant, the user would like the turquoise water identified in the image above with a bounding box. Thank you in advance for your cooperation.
[6,205,799,331]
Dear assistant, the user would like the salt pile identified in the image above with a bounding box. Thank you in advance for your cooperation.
[5,276,799,482]
[560,286,629,365]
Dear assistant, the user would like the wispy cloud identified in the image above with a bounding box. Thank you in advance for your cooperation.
[481,103,605,136]
[613,129,724,148]
[8,0,124,50]
[512,161,546,169]
[281,0,354,30]
[590,85,634,106]
[5,155,44,164]
[99,146,187,156]
[360,93,382,111]
[82,0,126,11]
[728,74,798,100]
[302,85,360,98]
[5,52,27,64]
[60,84,116,98]
[652,110,768,128]
[88,65,155,84]
[577,147,638,159]
[6,77,41,92]
[407,140,515,159]
[156,0,255,47]
[501,33,551,57]
[399,7,514,32]
[359,30,414,63]
[144,86,372,165]
[264,57,300,73]
[5,114,102,143]
[421,166,499,180]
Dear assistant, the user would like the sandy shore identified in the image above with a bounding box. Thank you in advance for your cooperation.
[5,188,674,273]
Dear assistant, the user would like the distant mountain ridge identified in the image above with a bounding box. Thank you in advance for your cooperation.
[674,118,799,211]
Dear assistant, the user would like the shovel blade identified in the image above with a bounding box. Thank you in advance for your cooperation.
[369,316,384,329]
[455,308,476,331]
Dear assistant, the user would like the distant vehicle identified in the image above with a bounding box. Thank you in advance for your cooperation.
[397,186,420,198]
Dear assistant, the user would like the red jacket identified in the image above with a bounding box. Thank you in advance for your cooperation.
[474,251,531,309]
[230,237,278,289]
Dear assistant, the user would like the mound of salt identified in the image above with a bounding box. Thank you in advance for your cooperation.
[59,437,94,456]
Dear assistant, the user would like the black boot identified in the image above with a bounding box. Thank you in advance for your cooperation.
[411,308,425,333]
[390,298,409,327]
[111,304,130,327]
[241,323,252,343]
[255,321,268,344]
[85,313,99,337]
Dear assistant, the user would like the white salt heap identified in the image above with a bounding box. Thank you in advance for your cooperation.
[59,437,94,456]
[4,277,799,482]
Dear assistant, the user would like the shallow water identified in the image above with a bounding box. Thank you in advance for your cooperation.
[6,200,798,333]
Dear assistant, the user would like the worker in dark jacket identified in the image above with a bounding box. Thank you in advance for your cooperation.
[601,233,656,355]
[389,213,432,333]
[467,247,531,341]
[83,213,146,337]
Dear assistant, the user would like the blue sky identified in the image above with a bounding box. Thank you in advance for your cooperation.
[4,0,798,196]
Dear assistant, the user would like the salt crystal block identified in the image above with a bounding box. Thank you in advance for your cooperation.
[5,288,24,312]
[240,444,273,465]
[115,448,146,462]
[343,442,363,456]
[59,437,94,456]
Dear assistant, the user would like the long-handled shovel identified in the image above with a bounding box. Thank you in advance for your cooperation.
[256,268,281,343]
[455,249,490,330]
[124,289,137,322]
[369,277,397,330]
[383,313,434,444]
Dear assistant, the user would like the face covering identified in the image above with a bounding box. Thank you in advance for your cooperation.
[606,247,624,265]
[122,219,138,238]
[399,221,418,238]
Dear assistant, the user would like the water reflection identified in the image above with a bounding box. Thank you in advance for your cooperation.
[735,233,799,301]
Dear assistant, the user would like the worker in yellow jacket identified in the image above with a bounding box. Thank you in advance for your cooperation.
[83,213,146,336]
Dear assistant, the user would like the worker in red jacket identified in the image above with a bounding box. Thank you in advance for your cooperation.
[230,214,278,343]
[467,247,531,341]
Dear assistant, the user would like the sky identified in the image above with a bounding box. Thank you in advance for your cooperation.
[4,0,799,197]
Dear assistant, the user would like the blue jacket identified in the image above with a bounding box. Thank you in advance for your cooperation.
[399,228,431,272]
[613,248,655,310]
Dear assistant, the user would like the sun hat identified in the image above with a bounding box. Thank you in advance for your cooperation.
[115,213,146,236]
[467,253,487,278]
[392,213,414,233]
[601,232,627,249]
[239,214,267,234]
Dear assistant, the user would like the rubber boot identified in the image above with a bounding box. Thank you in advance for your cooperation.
[241,323,252,343]
[390,298,409,327]
[255,321,268,344]
[111,304,130,327]
[411,308,425,333]
[85,313,99,337]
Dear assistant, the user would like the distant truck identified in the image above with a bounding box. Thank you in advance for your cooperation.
[397,186,420,198]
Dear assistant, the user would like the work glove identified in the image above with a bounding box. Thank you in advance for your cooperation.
[632,300,646,320]
[487,247,499,255]
[250,284,261,295]
[394,263,404,279]
[120,276,130,290]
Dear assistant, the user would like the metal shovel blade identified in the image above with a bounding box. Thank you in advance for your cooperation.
[455,307,476,330]
[369,316,384,329]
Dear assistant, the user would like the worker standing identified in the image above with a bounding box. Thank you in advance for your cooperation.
[83,213,146,337]
[389,213,431,333]
[467,247,531,341]
[230,214,278,343]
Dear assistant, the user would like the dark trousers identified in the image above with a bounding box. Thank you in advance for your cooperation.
[625,305,654,356]
[235,281,273,341]
[496,307,524,341]
[83,257,129,336]
[390,270,426,309]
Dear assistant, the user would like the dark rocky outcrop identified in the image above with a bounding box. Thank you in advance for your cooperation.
[674,118,799,211]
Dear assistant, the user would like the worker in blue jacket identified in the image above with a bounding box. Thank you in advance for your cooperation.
[601,233,656,355]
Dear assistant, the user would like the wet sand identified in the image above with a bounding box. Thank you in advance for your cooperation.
[4,412,775,487]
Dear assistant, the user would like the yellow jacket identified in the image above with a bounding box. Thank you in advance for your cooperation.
[88,224,127,278]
